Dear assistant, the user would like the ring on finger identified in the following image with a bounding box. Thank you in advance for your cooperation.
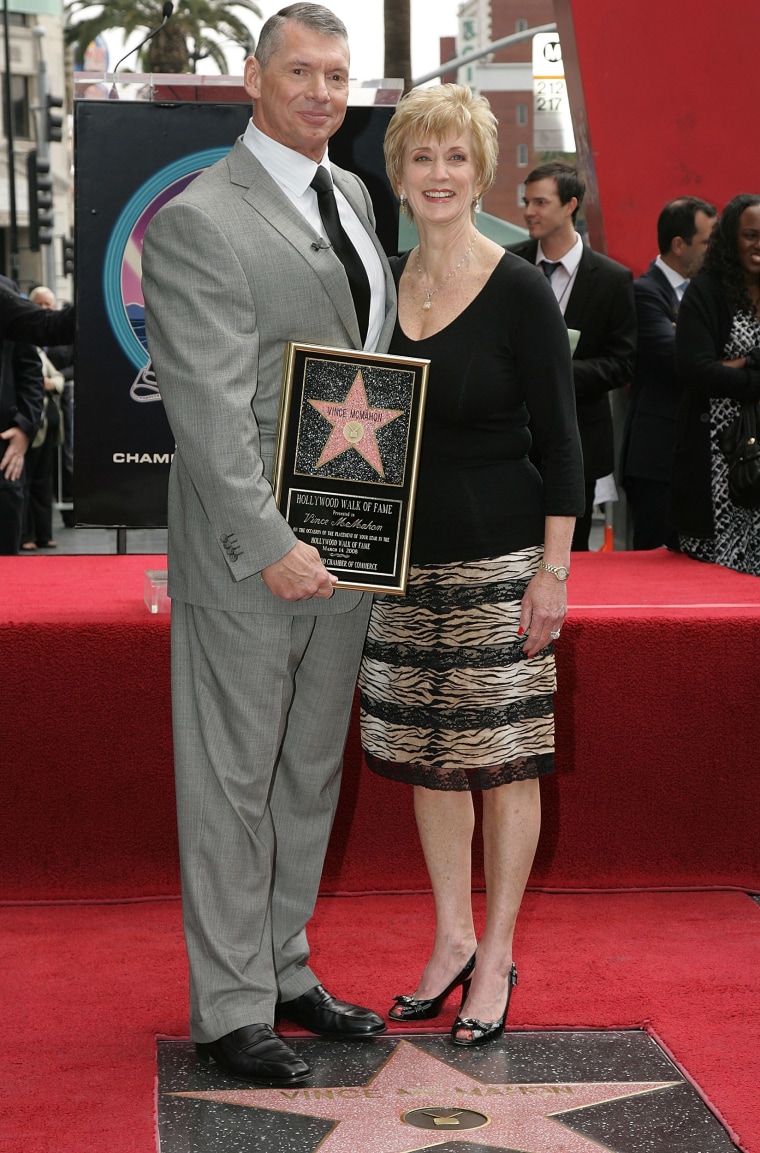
[549,629,561,640]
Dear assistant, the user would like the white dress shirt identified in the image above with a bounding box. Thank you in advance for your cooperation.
[655,254,689,301]
[536,232,584,316]
[243,120,386,351]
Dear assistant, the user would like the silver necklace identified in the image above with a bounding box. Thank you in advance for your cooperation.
[416,233,477,310]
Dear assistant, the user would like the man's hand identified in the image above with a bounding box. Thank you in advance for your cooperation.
[261,540,338,601]
[0,427,30,482]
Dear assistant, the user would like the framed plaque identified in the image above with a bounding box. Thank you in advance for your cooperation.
[272,342,430,594]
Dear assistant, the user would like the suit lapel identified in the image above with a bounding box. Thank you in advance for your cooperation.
[227,139,312,247]
[511,239,539,262]
[227,141,361,345]
[225,140,395,351]
[564,247,596,330]
[648,261,680,320]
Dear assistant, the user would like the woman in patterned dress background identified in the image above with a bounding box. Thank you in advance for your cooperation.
[358,85,584,1046]
[672,194,760,575]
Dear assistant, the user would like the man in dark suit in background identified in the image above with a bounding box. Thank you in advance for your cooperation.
[0,286,74,554]
[620,197,716,549]
[509,162,636,550]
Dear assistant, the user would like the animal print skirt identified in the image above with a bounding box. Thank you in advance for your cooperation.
[358,547,556,791]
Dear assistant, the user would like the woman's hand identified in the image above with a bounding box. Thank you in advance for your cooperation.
[518,568,567,657]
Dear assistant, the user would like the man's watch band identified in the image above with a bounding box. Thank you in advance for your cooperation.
[538,561,570,581]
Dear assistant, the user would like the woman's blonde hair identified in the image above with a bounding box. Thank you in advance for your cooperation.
[383,84,498,223]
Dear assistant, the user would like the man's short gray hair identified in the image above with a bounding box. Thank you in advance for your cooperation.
[255,4,348,68]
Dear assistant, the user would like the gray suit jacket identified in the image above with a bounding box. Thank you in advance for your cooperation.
[143,138,396,614]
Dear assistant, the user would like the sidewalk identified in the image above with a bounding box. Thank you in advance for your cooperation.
[18,507,167,556]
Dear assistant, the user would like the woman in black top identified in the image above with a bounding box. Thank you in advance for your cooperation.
[358,85,584,1046]
[672,194,760,574]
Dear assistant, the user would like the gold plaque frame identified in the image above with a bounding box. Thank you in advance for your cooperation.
[272,342,430,594]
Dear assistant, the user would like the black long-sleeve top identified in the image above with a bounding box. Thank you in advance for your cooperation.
[390,252,585,565]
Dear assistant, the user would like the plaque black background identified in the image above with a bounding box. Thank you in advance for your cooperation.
[73,98,397,528]
[275,345,428,590]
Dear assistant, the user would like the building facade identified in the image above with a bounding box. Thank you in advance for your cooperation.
[0,1,71,299]
[453,0,558,226]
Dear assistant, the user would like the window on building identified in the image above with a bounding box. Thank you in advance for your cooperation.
[517,143,529,167]
[2,73,31,140]
[517,183,526,207]
[516,103,528,126]
[516,18,528,32]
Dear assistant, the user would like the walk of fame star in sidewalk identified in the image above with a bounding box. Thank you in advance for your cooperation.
[157,1030,741,1153]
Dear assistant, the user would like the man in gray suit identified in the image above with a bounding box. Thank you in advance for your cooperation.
[142,3,395,1086]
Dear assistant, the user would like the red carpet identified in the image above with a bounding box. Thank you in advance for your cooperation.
[2,550,759,900]
[0,890,758,1152]
[2,550,758,1149]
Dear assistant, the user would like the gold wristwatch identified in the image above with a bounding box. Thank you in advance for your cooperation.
[538,561,569,581]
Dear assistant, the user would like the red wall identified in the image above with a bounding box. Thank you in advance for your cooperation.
[556,0,760,275]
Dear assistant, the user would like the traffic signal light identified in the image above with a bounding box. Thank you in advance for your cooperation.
[62,235,75,277]
[46,94,63,144]
[27,149,54,250]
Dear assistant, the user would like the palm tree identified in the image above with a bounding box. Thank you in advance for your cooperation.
[65,0,262,75]
[383,0,411,92]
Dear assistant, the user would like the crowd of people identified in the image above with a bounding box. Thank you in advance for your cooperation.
[4,0,758,1088]
[515,168,760,577]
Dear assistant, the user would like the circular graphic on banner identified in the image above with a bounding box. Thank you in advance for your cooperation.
[102,148,229,375]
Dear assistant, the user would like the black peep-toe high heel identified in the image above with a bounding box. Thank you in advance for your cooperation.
[451,963,518,1047]
[389,953,476,1022]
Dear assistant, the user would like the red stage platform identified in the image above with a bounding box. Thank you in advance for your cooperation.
[1,550,758,902]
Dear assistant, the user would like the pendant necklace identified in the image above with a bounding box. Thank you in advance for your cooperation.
[416,233,477,310]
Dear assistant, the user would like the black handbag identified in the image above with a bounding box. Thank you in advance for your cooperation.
[717,399,760,509]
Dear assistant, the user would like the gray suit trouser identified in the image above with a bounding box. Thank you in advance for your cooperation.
[170,596,371,1043]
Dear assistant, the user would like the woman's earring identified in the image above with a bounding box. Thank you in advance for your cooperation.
[399,192,407,216]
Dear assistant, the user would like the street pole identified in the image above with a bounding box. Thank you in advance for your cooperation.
[33,27,57,290]
[2,0,19,282]
[412,22,557,88]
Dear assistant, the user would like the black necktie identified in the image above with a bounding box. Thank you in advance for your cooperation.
[310,167,371,344]
[541,260,561,280]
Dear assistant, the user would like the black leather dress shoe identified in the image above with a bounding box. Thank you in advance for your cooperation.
[195,1024,310,1084]
[277,985,386,1036]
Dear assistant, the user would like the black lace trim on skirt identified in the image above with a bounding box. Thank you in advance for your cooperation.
[364,750,554,792]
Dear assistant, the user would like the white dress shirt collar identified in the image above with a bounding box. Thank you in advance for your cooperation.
[536,232,584,276]
[535,233,583,314]
[655,254,689,300]
[243,118,326,194]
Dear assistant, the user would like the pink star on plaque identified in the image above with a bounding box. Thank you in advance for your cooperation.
[170,1039,677,1153]
[309,370,403,478]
